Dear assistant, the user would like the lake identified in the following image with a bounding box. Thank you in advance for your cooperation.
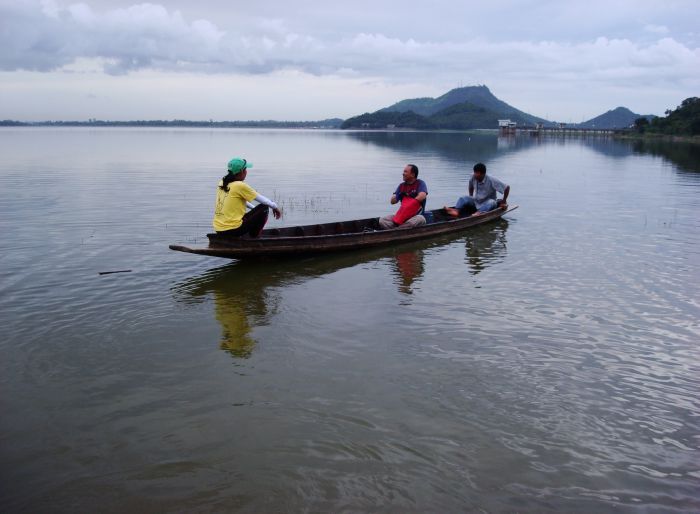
[1,128,699,512]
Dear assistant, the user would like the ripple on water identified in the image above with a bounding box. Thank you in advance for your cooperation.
[2,130,700,512]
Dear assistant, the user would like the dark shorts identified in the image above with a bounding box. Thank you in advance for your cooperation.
[216,204,269,238]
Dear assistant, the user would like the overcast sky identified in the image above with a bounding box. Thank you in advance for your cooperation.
[1,0,699,122]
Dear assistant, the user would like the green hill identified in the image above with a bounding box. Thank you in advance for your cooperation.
[648,97,700,135]
[577,107,655,129]
[427,101,503,129]
[343,85,551,129]
[341,98,543,130]
[379,97,437,117]
[339,110,435,130]
[379,85,550,125]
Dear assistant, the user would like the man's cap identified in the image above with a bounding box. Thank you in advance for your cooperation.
[227,157,253,175]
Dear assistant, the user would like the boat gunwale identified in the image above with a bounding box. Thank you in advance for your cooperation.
[170,206,517,257]
[206,206,517,249]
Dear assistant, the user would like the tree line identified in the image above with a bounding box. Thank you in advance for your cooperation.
[634,97,700,136]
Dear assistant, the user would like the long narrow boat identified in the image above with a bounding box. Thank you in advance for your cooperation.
[169,205,518,259]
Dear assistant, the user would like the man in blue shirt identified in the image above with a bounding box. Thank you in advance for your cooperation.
[378,164,429,229]
[445,162,510,217]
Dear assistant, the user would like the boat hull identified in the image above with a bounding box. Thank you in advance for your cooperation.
[170,205,517,259]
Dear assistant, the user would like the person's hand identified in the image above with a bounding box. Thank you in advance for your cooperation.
[272,207,282,219]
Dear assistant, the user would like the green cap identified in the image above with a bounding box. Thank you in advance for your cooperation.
[227,157,253,175]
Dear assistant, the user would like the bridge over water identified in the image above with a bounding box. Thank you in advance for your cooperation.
[499,125,620,137]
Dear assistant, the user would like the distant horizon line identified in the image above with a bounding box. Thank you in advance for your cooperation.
[0,118,345,127]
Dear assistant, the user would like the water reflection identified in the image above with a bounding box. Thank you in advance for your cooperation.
[173,246,434,357]
[171,226,505,357]
[465,220,509,275]
[349,130,700,177]
[630,139,700,173]
[344,131,539,163]
[391,249,425,295]
[571,137,700,174]
[172,261,284,358]
[215,295,258,357]
[496,135,517,150]
[572,137,636,159]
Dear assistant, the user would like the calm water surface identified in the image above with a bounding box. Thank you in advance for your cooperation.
[1,128,699,512]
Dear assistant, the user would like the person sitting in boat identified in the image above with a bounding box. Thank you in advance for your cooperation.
[213,157,282,237]
[444,162,509,217]
[378,164,428,229]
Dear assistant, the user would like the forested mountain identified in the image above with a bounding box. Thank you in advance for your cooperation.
[342,85,550,129]
[429,101,539,129]
[378,85,550,125]
[646,97,700,135]
[337,110,435,130]
[577,107,655,129]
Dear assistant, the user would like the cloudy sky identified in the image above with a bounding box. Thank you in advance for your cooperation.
[1,0,699,122]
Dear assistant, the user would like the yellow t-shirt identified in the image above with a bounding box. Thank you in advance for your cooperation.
[213,180,258,231]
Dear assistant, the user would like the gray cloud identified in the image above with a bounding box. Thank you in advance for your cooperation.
[1,2,225,73]
[2,1,698,82]
[1,0,698,121]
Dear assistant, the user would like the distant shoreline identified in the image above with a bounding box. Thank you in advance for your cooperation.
[614,133,700,145]
[3,121,697,143]
[0,119,344,129]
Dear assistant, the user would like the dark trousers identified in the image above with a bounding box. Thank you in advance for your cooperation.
[217,204,269,238]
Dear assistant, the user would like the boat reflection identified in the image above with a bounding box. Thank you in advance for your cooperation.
[172,218,511,357]
[172,244,430,358]
[464,219,510,275]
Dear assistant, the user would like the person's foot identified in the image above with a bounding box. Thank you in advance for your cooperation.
[471,210,487,217]
[444,206,459,217]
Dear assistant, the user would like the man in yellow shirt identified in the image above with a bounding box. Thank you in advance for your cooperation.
[213,157,282,237]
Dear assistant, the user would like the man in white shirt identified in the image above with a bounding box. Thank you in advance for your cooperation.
[445,162,509,217]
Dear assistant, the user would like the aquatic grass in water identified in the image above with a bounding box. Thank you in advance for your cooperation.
[270,188,384,217]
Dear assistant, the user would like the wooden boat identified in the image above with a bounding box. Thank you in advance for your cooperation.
[169,205,518,259]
